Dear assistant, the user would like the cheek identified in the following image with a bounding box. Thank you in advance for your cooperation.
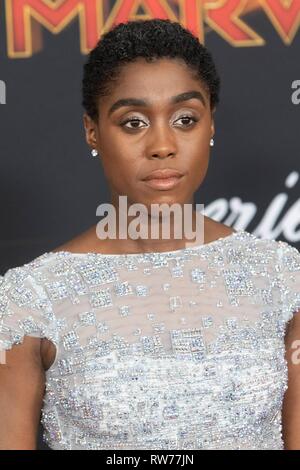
[183,141,210,173]
[183,148,210,191]
[192,153,210,180]
[179,124,211,156]
[102,154,137,189]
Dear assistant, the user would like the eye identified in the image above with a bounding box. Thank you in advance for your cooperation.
[120,114,199,130]
[174,115,198,127]
[120,116,148,130]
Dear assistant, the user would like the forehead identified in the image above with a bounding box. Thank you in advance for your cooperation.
[101,57,209,105]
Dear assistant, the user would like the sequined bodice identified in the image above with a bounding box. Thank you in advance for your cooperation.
[1,230,300,450]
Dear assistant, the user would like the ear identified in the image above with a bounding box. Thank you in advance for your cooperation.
[210,107,216,138]
[83,113,98,150]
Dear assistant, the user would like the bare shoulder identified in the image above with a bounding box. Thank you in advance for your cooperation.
[51,225,102,254]
[204,216,236,243]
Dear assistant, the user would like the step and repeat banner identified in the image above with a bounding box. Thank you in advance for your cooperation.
[0,0,299,272]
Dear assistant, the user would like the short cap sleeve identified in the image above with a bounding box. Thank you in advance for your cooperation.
[0,264,58,354]
[276,241,300,323]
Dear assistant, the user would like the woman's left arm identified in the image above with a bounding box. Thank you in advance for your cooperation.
[282,310,300,450]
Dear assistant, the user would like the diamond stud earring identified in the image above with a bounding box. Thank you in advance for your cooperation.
[91,148,98,157]
[210,138,214,147]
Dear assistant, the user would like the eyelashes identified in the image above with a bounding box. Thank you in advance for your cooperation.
[120,115,199,130]
[176,115,199,127]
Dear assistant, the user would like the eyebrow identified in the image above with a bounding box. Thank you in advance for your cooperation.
[108,90,207,116]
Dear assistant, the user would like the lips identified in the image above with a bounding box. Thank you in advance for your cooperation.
[143,169,184,181]
[141,169,184,191]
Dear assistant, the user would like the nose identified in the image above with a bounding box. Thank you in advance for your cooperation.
[146,122,177,159]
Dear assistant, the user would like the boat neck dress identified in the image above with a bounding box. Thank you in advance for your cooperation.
[0,229,300,450]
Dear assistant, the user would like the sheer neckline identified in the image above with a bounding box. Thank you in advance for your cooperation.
[47,230,250,258]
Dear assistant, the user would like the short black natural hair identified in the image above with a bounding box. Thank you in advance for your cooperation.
[82,18,221,121]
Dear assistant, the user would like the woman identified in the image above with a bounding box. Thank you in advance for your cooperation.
[0,19,300,450]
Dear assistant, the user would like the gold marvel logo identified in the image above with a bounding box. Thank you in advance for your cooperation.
[3,0,300,58]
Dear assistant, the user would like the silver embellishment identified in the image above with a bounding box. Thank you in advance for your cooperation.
[169,296,183,311]
[90,288,113,308]
[113,281,133,296]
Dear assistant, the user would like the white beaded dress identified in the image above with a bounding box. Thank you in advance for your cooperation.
[0,230,300,450]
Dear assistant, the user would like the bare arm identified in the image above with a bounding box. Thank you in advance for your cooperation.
[282,310,300,450]
[0,336,45,450]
